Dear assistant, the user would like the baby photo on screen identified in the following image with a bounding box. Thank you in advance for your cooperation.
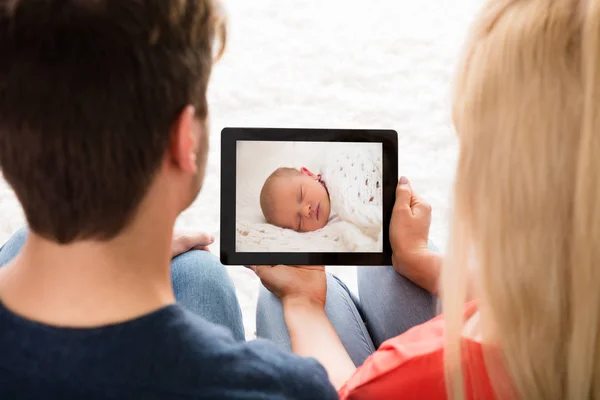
[236,141,383,252]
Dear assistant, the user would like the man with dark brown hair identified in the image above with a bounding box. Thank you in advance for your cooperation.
[0,1,338,398]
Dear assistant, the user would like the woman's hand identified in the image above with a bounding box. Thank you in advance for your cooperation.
[252,265,356,389]
[389,177,441,294]
[251,265,327,307]
[390,177,432,263]
[171,232,215,258]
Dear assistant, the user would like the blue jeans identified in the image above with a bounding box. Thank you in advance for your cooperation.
[257,254,438,366]
[0,228,245,341]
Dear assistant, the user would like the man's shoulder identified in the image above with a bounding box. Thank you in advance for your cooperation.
[0,304,338,399]
[140,306,339,399]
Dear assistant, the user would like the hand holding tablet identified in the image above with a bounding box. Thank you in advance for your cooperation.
[220,128,398,266]
[250,265,327,306]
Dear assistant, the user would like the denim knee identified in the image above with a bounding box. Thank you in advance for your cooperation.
[172,250,236,291]
[171,250,244,340]
[0,227,29,266]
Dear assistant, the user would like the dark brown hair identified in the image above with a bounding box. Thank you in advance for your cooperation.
[259,167,301,224]
[0,0,226,243]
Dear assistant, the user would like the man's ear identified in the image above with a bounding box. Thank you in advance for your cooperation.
[169,105,198,174]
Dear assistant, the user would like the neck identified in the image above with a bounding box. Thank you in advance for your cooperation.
[0,208,176,328]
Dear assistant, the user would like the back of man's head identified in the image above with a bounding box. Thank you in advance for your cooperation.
[0,0,225,244]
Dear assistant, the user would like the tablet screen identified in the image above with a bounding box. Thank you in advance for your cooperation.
[236,141,383,253]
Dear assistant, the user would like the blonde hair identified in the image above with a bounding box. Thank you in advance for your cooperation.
[444,0,600,398]
[259,167,302,224]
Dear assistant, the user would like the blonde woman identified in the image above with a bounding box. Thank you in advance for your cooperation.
[252,0,600,398]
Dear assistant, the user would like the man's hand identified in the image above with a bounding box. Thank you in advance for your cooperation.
[171,232,215,258]
[389,177,441,294]
[251,265,327,308]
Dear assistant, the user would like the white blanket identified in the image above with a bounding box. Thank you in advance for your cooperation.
[321,144,383,243]
[236,217,379,252]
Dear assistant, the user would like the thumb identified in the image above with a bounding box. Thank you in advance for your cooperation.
[187,232,216,248]
[252,265,275,280]
[394,176,413,213]
[412,196,431,218]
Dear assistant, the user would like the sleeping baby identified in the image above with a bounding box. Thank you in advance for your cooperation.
[259,146,383,239]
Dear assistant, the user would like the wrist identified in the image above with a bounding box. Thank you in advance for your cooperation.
[282,294,326,311]
[282,295,328,332]
[393,250,442,295]
[392,246,430,271]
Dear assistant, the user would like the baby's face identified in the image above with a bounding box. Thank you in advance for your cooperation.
[269,173,331,232]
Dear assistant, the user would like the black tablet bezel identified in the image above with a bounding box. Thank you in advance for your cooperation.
[220,127,398,266]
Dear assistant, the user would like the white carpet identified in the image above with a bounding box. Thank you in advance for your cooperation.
[0,0,482,339]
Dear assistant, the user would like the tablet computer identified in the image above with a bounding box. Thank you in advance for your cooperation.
[220,127,398,266]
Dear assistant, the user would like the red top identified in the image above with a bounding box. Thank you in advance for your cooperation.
[338,302,498,400]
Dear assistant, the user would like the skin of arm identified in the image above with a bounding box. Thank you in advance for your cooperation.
[282,296,356,390]
[251,265,356,390]
[393,250,442,296]
[393,246,475,301]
